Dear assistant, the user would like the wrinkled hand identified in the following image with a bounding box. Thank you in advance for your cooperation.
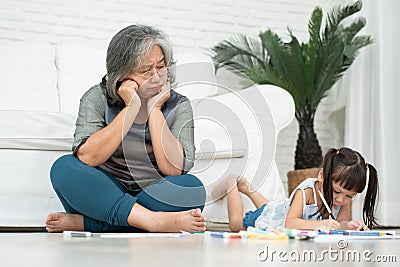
[345,220,369,231]
[147,82,170,114]
[322,219,340,230]
[117,79,140,107]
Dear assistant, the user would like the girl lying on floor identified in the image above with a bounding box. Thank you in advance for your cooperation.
[213,147,379,232]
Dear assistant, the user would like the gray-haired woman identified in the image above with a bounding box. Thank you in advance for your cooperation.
[46,25,206,233]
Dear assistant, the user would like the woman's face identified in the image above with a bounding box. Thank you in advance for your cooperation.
[124,45,168,99]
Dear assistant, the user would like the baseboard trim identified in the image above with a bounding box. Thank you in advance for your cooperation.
[0,227,47,232]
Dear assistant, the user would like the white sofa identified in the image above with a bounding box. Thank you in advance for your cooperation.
[0,41,295,227]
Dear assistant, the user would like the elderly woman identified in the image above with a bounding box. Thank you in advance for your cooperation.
[46,25,206,233]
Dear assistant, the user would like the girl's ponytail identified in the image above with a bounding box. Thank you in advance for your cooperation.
[363,163,379,229]
[320,148,337,217]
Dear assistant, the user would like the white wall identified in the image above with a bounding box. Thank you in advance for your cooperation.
[0,0,342,195]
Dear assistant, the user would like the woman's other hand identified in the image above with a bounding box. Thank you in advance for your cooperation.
[147,82,170,114]
[118,79,140,107]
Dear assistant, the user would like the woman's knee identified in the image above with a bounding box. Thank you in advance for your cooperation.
[187,174,206,204]
[170,174,206,208]
[167,173,204,188]
[185,174,204,188]
[139,174,206,211]
[50,154,82,189]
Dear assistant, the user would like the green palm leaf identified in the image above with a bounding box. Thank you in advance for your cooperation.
[259,29,287,76]
[304,7,322,95]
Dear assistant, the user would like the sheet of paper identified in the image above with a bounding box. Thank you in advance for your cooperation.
[314,235,400,242]
[99,233,185,239]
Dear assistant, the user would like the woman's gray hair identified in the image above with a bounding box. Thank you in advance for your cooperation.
[105,24,176,105]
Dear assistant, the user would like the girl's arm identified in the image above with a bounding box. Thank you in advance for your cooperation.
[336,203,369,230]
[285,189,340,230]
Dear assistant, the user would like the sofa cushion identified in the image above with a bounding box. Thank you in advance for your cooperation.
[173,53,218,100]
[56,42,107,115]
[0,111,75,151]
[0,42,58,112]
[194,118,247,160]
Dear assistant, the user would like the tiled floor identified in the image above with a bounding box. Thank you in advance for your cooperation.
[0,231,399,267]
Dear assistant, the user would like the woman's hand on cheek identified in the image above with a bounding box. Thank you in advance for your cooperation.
[147,82,170,114]
[118,79,140,107]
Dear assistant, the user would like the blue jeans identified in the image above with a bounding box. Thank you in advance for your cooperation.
[50,154,206,232]
[242,204,267,229]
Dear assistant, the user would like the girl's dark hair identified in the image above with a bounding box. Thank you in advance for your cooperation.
[320,147,379,229]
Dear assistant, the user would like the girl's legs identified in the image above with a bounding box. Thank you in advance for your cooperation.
[46,154,206,233]
[227,184,245,232]
[212,174,270,232]
[237,177,269,209]
[211,174,246,231]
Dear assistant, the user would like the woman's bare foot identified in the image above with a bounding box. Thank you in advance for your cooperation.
[237,176,252,195]
[150,208,207,233]
[45,212,84,233]
[211,174,238,200]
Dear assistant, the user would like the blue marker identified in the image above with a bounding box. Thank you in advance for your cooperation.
[330,230,347,235]
[209,232,230,238]
[329,230,391,236]
[347,231,385,236]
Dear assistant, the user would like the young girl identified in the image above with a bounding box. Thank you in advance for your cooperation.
[214,147,379,232]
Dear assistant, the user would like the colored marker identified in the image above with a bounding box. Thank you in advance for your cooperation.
[328,230,394,236]
[317,190,336,220]
[209,232,242,239]
[329,230,347,235]
[190,232,205,235]
[63,231,92,237]
[209,231,229,238]
[347,231,386,236]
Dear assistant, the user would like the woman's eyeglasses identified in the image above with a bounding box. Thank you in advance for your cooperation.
[135,66,169,79]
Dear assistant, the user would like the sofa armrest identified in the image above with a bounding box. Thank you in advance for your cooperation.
[257,84,295,133]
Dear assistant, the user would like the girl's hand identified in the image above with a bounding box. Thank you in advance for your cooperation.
[147,82,170,114]
[321,219,340,230]
[344,220,369,231]
[117,79,140,107]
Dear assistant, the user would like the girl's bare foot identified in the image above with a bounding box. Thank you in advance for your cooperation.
[211,174,238,200]
[45,212,84,233]
[237,176,252,195]
[150,208,207,233]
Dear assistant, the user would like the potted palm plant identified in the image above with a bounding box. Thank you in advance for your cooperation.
[210,0,372,194]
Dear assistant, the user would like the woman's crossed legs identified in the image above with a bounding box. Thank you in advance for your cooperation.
[46,154,206,233]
